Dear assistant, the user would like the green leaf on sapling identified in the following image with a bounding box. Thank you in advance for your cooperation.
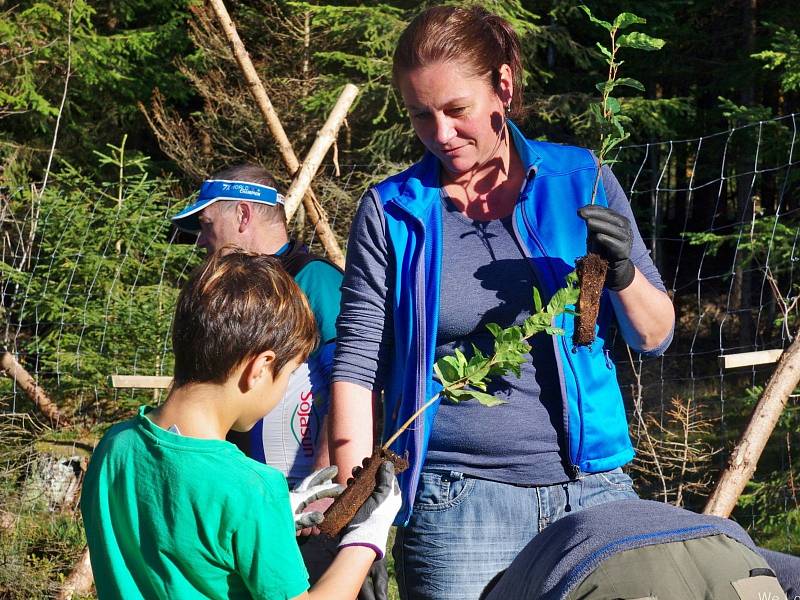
[606,97,621,114]
[486,362,509,378]
[444,387,503,406]
[548,276,580,311]
[467,352,491,374]
[615,77,645,91]
[499,326,523,345]
[597,81,620,96]
[469,344,487,363]
[613,118,627,138]
[433,363,453,389]
[469,378,488,391]
[604,135,629,154]
[503,347,529,364]
[532,286,543,312]
[579,5,612,31]
[468,390,506,407]
[521,319,535,338]
[467,365,492,386]
[486,322,503,338]
[588,102,604,125]
[435,356,461,384]
[566,270,580,286]
[595,42,613,61]
[613,12,646,30]
[454,348,468,369]
[442,388,470,402]
[617,32,665,51]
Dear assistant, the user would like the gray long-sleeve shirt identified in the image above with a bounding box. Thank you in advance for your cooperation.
[333,166,668,484]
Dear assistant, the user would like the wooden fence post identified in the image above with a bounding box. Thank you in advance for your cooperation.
[704,333,800,517]
[207,0,346,268]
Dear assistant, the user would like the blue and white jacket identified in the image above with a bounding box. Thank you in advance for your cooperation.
[362,121,668,525]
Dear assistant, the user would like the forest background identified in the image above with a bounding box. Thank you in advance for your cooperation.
[1,0,800,598]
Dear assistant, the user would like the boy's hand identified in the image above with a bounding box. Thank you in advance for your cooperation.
[338,462,402,560]
[289,466,344,531]
[295,497,335,537]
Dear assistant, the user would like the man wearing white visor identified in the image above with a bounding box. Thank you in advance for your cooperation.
[171,164,389,600]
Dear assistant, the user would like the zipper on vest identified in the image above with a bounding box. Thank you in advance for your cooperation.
[413,235,426,505]
[512,190,584,476]
[389,199,429,520]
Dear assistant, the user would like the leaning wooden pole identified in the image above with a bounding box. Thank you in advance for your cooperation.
[207,0,345,268]
[704,332,800,517]
[283,83,359,222]
[1,350,65,425]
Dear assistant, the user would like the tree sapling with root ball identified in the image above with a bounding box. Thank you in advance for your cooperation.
[573,7,665,346]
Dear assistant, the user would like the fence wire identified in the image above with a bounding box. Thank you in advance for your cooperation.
[1,114,799,553]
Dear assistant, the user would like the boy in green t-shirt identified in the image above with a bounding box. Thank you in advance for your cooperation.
[81,250,400,599]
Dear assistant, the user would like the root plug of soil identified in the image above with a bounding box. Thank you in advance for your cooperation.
[319,447,408,537]
[574,252,608,347]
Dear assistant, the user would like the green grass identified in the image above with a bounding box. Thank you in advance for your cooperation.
[387,527,400,599]
[0,499,87,599]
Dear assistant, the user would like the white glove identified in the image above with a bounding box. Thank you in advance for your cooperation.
[338,462,402,560]
[289,466,344,531]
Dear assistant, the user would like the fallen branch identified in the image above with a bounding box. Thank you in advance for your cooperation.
[207,0,345,268]
[283,83,359,222]
[704,331,800,517]
[57,546,93,600]
[1,351,65,425]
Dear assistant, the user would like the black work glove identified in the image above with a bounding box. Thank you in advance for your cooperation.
[358,556,389,600]
[578,204,635,292]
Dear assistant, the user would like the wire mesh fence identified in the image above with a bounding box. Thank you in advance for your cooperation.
[1,115,799,580]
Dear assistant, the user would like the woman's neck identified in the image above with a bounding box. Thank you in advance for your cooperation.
[442,128,524,221]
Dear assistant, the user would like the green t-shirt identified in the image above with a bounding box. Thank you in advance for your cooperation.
[292,259,342,346]
[81,407,309,599]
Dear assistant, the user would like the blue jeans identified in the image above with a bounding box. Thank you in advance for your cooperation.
[393,468,637,600]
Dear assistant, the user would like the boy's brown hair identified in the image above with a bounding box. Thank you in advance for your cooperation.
[172,249,318,387]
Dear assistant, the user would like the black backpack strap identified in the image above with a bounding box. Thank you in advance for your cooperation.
[277,239,343,277]
[226,429,251,456]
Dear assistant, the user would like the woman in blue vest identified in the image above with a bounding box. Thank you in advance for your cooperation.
[330,6,675,600]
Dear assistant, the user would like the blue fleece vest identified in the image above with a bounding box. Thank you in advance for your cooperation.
[372,121,634,525]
